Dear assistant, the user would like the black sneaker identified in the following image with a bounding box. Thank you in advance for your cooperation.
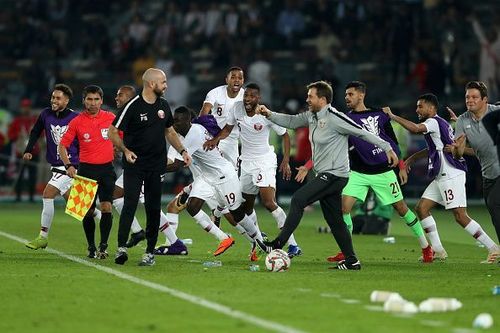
[332,260,361,270]
[114,247,128,265]
[87,245,97,259]
[126,230,146,248]
[97,243,108,259]
[255,239,275,254]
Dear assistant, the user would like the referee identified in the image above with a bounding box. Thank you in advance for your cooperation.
[59,85,116,259]
[109,68,191,266]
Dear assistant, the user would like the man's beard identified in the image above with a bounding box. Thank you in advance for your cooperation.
[154,88,164,97]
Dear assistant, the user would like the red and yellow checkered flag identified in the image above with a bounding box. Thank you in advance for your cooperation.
[65,175,99,221]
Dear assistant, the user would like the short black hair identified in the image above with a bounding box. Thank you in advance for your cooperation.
[418,93,439,110]
[82,85,103,99]
[174,106,195,119]
[307,81,333,104]
[466,81,488,98]
[54,84,73,99]
[345,81,366,94]
[227,66,244,75]
[245,82,260,92]
[119,85,136,95]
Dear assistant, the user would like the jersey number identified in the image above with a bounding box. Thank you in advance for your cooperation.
[389,182,400,195]
[217,107,223,116]
[225,192,236,204]
[444,189,454,201]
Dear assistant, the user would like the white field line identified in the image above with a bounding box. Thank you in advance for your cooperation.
[0,230,307,333]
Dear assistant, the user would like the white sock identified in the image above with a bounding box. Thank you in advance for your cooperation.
[464,220,497,251]
[235,223,254,243]
[159,212,179,245]
[113,197,142,233]
[214,206,226,218]
[166,212,179,233]
[420,216,445,252]
[40,198,54,238]
[238,214,263,241]
[248,209,258,225]
[193,210,228,241]
[93,208,102,220]
[272,206,297,246]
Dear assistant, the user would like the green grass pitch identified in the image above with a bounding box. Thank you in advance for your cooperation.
[0,203,498,333]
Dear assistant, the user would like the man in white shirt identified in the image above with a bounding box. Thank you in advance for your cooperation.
[168,106,265,256]
[200,66,244,168]
[205,83,302,258]
[385,94,499,263]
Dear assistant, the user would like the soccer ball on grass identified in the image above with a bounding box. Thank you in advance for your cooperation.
[265,249,291,272]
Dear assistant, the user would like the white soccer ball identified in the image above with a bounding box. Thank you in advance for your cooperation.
[265,249,291,272]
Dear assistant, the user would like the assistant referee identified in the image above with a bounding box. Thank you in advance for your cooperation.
[109,68,191,266]
[59,85,116,259]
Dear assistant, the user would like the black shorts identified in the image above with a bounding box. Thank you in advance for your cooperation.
[78,162,116,203]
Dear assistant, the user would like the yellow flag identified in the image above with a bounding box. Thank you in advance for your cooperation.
[65,175,99,221]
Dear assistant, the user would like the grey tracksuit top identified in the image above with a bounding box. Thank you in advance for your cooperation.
[268,105,393,178]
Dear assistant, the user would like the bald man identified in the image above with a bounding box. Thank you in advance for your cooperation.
[109,68,192,266]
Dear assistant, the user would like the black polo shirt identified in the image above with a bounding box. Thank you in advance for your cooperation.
[113,94,173,172]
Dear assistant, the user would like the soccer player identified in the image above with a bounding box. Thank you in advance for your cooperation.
[256,81,398,270]
[168,106,265,256]
[385,93,500,263]
[448,81,500,247]
[109,68,191,266]
[200,66,245,224]
[328,81,432,263]
[58,85,116,259]
[204,83,302,258]
[24,84,100,250]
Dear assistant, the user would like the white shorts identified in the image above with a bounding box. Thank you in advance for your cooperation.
[240,157,277,195]
[421,172,467,209]
[115,173,145,204]
[190,173,243,211]
[48,166,74,195]
[218,138,239,170]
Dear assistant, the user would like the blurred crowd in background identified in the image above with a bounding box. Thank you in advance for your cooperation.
[0,0,499,201]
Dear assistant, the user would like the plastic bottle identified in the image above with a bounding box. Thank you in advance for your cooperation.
[182,238,193,245]
[370,290,403,303]
[473,313,493,329]
[249,264,260,272]
[202,261,222,267]
[383,237,396,244]
[383,299,418,313]
[492,286,500,295]
[418,298,462,312]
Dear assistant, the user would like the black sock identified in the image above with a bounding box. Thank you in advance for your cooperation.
[99,212,112,247]
[82,215,96,248]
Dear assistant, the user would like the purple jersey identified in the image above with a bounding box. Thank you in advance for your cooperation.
[25,107,79,166]
[347,109,400,165]
[192,114,221,138]
[424,115,467,179]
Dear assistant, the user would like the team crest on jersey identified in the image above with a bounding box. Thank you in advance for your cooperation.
[361,116,380,136]
[318,119,327,128]
[254,123,263,131]
[83,133,91,142]
[101,128,109,140]
[157,110,165,119]
[50,124,69,145]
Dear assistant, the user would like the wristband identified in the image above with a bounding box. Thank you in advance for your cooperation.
[179,149,186,155]
[398,160,406,170]
[64,164,75,170]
